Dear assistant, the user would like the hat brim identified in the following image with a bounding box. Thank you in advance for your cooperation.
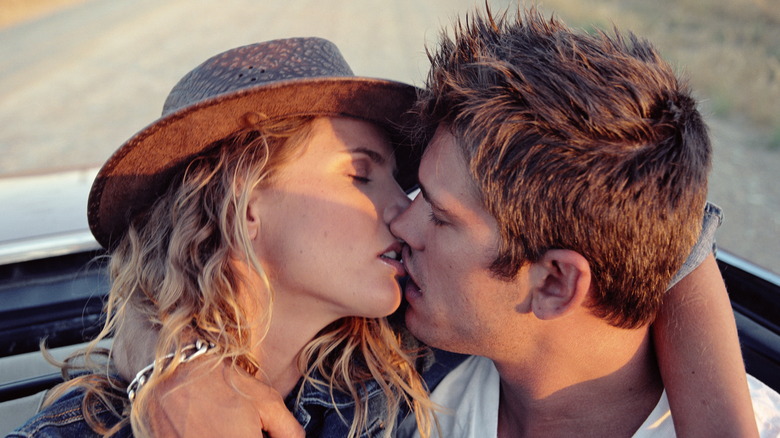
[88,77,422,248]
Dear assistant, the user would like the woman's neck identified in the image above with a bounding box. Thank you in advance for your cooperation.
[238,266,337,397]
[254,320,315,397]
[251,296,338,398]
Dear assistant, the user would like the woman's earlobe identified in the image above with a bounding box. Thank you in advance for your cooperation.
[529,249,591,320]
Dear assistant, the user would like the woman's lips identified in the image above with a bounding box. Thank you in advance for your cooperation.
[380,253,406,277]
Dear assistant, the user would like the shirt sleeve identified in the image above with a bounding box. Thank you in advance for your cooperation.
[667,202,723,289]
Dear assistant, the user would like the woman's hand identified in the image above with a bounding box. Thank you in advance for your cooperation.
[112,306,303,437]
[146,359,304,438]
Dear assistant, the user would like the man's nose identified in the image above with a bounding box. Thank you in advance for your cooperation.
[390,192,422,250]
[383,188,411,224]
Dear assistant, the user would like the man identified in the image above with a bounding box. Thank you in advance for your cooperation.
[391,7,779,438]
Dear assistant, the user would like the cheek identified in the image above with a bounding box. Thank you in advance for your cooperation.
[255,196,327,267]
[292,207,346,255]
[426,236,466,278]
[427,242,492,311]
[288,198,374,269]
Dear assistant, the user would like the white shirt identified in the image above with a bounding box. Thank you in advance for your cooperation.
[398,355,780,438]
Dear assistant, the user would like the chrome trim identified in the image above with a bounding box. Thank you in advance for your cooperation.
[718,250,780,287]
[0,230,100,265]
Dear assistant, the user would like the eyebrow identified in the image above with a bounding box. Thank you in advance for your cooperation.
[349,146,398,175]
[418,181,451,216]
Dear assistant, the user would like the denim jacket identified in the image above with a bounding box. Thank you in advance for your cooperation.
[286,370,390,437]
[6,388,132,438]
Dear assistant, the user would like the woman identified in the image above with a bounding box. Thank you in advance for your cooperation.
[10,37,435,438]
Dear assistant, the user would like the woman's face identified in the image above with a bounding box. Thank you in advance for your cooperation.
[249,117,410,324]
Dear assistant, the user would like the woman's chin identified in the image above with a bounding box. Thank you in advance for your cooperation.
[358,286,403,319]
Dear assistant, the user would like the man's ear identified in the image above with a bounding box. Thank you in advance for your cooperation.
[528,249,592,320]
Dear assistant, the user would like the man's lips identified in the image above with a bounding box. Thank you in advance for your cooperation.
[404,275,423,300]
[401,246,423,300]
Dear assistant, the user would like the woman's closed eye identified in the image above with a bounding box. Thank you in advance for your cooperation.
[349,159,372,184]
[350,174,372,184]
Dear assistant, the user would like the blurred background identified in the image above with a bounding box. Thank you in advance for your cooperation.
[1,0,778,273]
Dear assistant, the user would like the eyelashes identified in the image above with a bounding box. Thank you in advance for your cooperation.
[428,210,446,226]
[350,175,372,184]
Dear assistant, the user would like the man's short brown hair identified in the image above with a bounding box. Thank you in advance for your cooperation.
[413,7,711,328]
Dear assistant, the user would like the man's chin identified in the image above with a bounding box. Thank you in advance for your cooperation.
[405,310,474,355]
[404,306,434,344]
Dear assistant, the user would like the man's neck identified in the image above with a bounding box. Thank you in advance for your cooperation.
[494,329,663,438]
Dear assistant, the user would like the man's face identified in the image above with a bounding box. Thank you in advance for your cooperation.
[391,125,530,355]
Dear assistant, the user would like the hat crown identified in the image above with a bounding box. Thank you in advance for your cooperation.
[162,37,355,116]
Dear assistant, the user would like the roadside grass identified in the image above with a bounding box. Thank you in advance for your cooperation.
[538,0,780,150]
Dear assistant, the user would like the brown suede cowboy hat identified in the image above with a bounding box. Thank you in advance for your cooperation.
[88,37,422,249]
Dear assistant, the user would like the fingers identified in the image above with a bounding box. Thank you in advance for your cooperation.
[247,386,304,438]
[260,408,305,438]
[223,366,305,438]
[138,360,304,437]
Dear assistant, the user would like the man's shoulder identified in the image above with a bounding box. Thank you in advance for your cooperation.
[634,375,780,438]
[745,374,780,435]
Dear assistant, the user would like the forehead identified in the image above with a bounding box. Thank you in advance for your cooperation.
[318,117,393,155]
[268,117,398,186]
[419,126,487,217]
[421,127,473,197]
[294,117,395,172]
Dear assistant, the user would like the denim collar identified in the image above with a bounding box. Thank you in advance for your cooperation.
[284,370,385,432]
[281,349,468,436]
